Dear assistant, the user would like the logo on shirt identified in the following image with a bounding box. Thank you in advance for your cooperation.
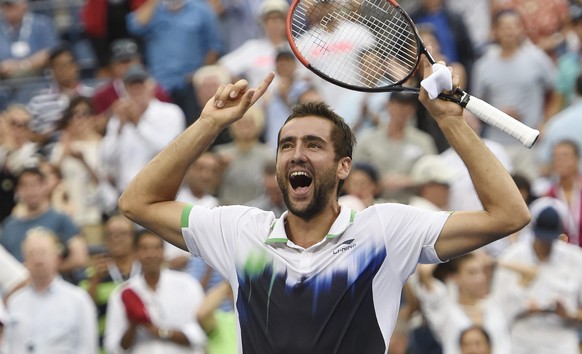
[332,239,357,255]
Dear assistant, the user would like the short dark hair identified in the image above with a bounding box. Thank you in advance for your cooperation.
[277,102,357,195]
[58,96,94,130]
[18,166,44,184]
[554,139,580,158]
[49,42,76,66]
[459,325,491,347]
[279,102,356,160]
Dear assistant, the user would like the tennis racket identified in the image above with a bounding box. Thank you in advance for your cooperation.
[286,0,540,148]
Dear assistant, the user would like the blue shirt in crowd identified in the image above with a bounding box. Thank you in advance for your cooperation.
[0,13,58,62]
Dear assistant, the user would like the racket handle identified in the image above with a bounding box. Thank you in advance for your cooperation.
[463,95,540,148]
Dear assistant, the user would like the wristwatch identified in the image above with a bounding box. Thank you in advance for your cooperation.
[158,328,171,340]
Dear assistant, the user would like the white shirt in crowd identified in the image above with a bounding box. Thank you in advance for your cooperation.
[104,269,207,354]
[101,99,185,193]
[411,277,511,354]
[1,277,98,354]
[492,240,582,354]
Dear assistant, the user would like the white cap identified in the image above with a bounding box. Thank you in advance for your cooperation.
[260,0,288,16]
[411,155,457,186]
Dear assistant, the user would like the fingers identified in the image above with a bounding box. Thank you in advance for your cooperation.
[212,72,275,109]
[213,79,249,108]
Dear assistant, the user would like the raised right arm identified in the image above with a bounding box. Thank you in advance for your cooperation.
[118,74,274,250]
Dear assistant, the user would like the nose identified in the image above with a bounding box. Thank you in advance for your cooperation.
[291,144,307,164]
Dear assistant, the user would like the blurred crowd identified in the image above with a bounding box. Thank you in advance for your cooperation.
[1,0,582,353]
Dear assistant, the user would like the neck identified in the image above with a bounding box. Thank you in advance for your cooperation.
[114,254,134,274]
[533,241,552,262]
[143,270,160,290]
[23,200,50,217]
[188,186,206,199]
[458,290,480,306]
[285,202,340,248]
[387,121,405,139]
[559,173,577,191]
[235,138,256,152]
[500,44,519,58]
[32,275,55,293]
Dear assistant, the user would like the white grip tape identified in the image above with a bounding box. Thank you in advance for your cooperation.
[464,95,540,148]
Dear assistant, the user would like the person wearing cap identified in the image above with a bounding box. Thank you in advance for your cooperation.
[353,92,438,203]
[127,0,222,123]
[218,0,289,89]
[492,197,582,354]
[0,0,58,78]
[100,64,185,208]
[92,38,172,129]
[409,154,456,211]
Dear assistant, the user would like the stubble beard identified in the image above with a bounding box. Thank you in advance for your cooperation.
[278,168,337,221]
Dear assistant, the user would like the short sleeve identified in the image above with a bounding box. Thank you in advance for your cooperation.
[181,204,260,280]
[372,204,450,283]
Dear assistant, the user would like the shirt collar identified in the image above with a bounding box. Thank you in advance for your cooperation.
[265,205,356,244]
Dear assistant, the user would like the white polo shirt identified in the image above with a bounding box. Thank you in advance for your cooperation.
[182,203,449,353]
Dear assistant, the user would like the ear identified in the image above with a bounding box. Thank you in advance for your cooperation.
[337,157,352,181]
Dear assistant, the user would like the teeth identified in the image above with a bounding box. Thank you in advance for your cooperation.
[291,171,309,177]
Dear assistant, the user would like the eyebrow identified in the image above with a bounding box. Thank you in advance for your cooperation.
[279,135,327,146]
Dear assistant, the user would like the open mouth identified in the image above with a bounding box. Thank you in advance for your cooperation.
[289,171,313,192]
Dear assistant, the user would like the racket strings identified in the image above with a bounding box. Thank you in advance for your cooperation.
[290,0,420,89]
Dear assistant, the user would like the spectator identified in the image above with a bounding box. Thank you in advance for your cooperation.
[492,0,570,56]
[0,0,58,79]
[471,9,555,181]
[0,105,40,222]
[459,326,492,354]
[492,197,582,354]
[353,92,437,203]
[81,0,145,73]
[100,64,184,212]
[263,50,311,151]
[219,0,289,89]
[127,0,222,123]
[49,96,104,244]
[552,5,582,111]
[247,159,286,217]
[26,44,95,150]
[92,38,172,128]
[408,154,457,211]
[191,64,233,146]
[445,0,493,54]
[537,74,582,174]
[412,253,511,354]
[104,229,207,354]
[216,104,272,205]
[79,213,141,352]
[1,228,98,354]
[209,0,263,53]
[167,152,223,272]
[0,167,88,279]
[544,140,582,246]
[410,0,476,85]
[342,162,383,209]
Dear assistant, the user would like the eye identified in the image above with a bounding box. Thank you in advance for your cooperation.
[280,143,293,150]
[307,142,320,149]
